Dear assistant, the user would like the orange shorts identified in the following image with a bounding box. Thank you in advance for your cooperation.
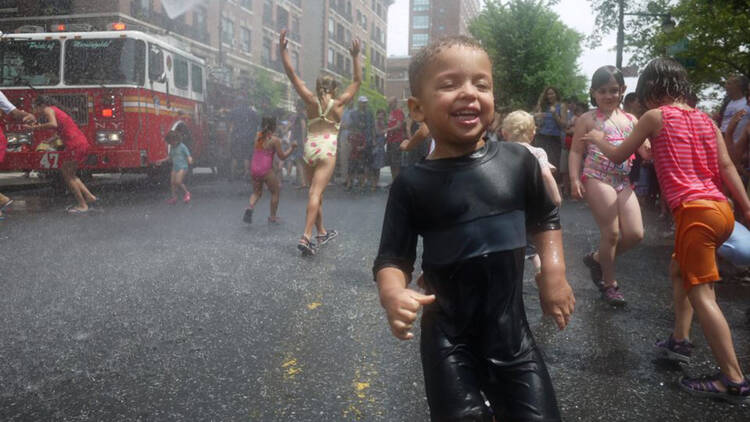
[672,200,734,291]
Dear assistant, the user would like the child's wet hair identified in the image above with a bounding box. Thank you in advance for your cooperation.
[315,75,339,99]
[260,116,277,134]
[501,110,535,143]
[635,58,691,108]
[32,95,59,108]
[408,35,487,97]
[165,130,181,143]
[590,65,625,107]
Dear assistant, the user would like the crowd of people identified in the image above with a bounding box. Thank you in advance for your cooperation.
[2,28,750,419]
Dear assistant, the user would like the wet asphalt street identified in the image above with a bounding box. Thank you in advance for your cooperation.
[1,173,749,421]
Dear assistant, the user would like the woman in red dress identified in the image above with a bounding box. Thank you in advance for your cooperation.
[28,96,97,213]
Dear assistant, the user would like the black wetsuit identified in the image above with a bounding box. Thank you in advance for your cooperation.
[373,141,562,422]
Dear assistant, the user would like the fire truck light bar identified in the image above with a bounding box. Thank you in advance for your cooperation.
[109,22,127,31]
[51,23,94,32]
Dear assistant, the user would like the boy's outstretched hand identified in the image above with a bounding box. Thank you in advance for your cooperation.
[537,274,575,330]
[379,285,435,340]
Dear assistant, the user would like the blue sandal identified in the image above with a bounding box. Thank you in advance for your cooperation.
[680,373,750,404]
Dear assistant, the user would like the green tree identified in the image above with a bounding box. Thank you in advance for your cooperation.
[588,0,750,89]
[469,0,587,110]
[355,52,387,113]
[248,68,287,115]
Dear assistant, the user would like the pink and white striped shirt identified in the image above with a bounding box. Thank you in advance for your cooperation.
[652,105,726,211]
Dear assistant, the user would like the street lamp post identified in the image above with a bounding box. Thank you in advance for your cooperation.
[615,0,676,70]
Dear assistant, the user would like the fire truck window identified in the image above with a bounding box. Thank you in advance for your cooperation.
[148,44,164,81]
[0,40,61,87]
[65,39,145,86]
[174,57,189,90]
[191,64,203,94]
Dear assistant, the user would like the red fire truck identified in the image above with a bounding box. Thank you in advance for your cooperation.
[0,24,212,175]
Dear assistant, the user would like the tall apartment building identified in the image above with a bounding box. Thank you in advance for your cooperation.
[407,0,480,56]
[0,0,304,108]
[301,0,392,98]
[385,0,480,103]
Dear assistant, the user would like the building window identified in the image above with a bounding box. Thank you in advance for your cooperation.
[328,17,335,37]
[277,7,289,33]
[240,0,252,10]
[292,17,300,39]
[328,47,334,66]
[412,33,429,48]
[412,15,429,30]
[241,27,252,53]
[193,7,207,33]
[262,37,272,66]
[413,0,429,12]
[221,18,234,45]
[263,0,273,22]
[292,51,300,74]
[336,23,345,44]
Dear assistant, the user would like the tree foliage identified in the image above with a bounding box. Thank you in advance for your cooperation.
[469,0,587,110]
[587,0,750,89]
[247,68,287,115]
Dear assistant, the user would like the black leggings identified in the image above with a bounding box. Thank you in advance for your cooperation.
[420,251,561,422]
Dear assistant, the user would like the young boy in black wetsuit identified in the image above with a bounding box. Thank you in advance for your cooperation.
[373,36,575,421]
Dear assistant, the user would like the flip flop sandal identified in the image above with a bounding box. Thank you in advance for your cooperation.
[67,208,89,215]
[0,199,14,212]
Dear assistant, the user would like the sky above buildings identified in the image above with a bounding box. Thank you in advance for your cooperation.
[386,0,633,84]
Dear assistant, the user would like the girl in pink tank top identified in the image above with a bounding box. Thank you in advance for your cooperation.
[583,58,750,403]
[244,117,296,224]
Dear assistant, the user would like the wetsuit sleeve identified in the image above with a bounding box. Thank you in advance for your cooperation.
[523,151,561,233]
[372,176,418,281]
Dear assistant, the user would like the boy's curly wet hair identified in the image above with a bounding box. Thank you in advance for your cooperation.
[408,35,488,97]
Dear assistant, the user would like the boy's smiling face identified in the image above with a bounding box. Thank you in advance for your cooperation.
[408,45,494,147]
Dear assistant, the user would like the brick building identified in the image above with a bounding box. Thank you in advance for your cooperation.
[384,55,409,103]
[301,0,393,98]
[408,0,480,55]
[0,0,305,109]
[385,0,480,105]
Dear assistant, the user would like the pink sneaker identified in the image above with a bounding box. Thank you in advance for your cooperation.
[183,192,191,203]
[166,197,178,205]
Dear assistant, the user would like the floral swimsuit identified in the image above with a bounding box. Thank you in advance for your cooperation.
[303,99,339,166]
[582,109,636,192]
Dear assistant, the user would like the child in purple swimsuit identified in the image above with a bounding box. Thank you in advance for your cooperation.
[244,117,296,224]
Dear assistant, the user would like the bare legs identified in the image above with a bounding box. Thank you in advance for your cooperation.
[61,162,96,211]
[583,178,644,287]
[170,169,189,200]
[248,171,282,220]
[302,158,335,240]
[670,260,745,387]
